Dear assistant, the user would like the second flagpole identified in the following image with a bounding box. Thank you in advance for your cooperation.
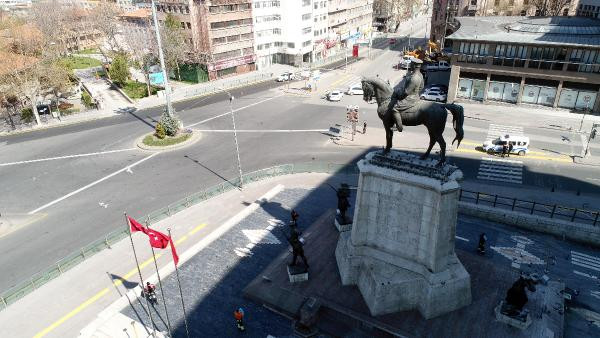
[146,221,173,337]
[168,228,190,338]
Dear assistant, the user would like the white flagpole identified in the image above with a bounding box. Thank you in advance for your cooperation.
[145,222,173,337]
[124,212,156,337]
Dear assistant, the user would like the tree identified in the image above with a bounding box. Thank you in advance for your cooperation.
[109,53,130,87]
[529,0,571,16]
[162,14,189,81]
[87,1,124,67]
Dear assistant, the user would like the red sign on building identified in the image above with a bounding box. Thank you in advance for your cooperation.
[208,54,256,72]
[352,44,358,58]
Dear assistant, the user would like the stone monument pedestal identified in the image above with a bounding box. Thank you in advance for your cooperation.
[288,265,309,283]
[335,151,471,319]
[334,213,352,232]
[495,301,532,329]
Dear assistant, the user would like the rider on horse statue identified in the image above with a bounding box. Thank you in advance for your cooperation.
[389,58,424,133]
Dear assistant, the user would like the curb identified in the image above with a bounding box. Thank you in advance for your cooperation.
[135,130,202,152]
[0,112,121,137]
[0,76,275,138]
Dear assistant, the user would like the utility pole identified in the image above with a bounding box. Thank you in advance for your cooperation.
[227,92,243,189]
[150,0,174,117]
[441,0,451,49]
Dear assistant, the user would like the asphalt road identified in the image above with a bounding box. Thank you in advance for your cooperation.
[1,31,599,292]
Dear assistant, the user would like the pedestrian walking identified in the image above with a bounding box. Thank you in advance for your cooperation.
[234,308,245,331]
[501,143,507,157]
[508,142,513,157]
[363,121,367,134]
[291,209,299,226]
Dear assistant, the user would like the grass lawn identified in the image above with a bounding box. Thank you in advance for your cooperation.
[142,132,191,147]
[121,81,159,99]
[60,56,102,70]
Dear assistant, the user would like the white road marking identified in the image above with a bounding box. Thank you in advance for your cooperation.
[477,157,523,184]
[573,270,598,280]
[455,236,469,242]
[0,148,138,167]
[28,152,159,215]
[242,229,281,245]
[267,218,285,226]
[191,129,329,133]
[571,251,600,272]
[186,93,285,128]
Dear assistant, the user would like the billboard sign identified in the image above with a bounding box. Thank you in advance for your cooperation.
[149,72,164,86]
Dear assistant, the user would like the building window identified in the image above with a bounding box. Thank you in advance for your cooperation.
[493,44,527,67]
[520,10,526,16]
[243,47,253,55]
[214,49,242,61]
[239,3,251,10]
[187,22,191,29]
[273,28,281,35]
[302,27,312,34]
[458,41,489,64]
[302,13,311,20]
[303,40,311,47]
[209,6,219,13]
[227,35,240,42]
[274,41,283,47]
[241,33,253,40]
[288,42,295,48]
[302,0,310,6]
[213,37,226,44]
[494,0,499,5]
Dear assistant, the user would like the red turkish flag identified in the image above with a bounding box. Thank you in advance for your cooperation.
[146,228,179,265]
[128,216,147,234]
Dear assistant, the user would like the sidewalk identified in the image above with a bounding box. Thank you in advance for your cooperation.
[0,173,351,338]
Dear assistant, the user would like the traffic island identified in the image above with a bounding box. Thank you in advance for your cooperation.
[136,129,201,151]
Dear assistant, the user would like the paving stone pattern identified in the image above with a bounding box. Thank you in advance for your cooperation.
[121,187,340,337]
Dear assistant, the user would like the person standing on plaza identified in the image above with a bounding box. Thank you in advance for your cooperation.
[508,142,513,157]
[363,121,367,134]
[234,308,245,331]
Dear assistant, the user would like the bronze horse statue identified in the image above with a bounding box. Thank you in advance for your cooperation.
[361,77,464,164]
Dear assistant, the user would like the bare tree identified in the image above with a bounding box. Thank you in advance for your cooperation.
[87,1,124,64]
[529,0,571,16]
[162,14,190,81]
[389,0,422,32]
[122,20,157,96]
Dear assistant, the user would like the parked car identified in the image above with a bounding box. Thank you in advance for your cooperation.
[424,84,448,93]
[424,61,451,72]
[327,90,344,101]
[276,72,294,82]
[483,135,530,156]
[420,89,447,102]
[346,84,363,95]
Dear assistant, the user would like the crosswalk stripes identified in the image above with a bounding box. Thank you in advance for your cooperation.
[477,157,523,184]
[486,124,524,141]
[571,250,600,273]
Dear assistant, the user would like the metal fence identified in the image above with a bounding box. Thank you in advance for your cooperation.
[459,189,600,226]
[2,163,598,311]
[0,162,358,311]
[180,73,273,100]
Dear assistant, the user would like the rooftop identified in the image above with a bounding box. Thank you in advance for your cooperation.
[118,8,150,19]
[447,16,600,48]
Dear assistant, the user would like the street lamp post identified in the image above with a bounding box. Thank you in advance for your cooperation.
[150,0,174,117]
[226,92,243,189]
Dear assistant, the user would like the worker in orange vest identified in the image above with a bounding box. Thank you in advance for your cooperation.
[234,307,245,331]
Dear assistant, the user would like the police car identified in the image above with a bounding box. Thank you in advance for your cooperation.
[482,135,530,156]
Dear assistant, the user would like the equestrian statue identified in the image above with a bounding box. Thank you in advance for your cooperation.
[361,58,464,164]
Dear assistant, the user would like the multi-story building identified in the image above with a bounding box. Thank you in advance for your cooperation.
[252,0,282,69]
[328,0,373,51]
[430,0,576,47]
[155,0,256,80]
[576,0,600,18]
[372,0,396,32]
[446,16,600,114]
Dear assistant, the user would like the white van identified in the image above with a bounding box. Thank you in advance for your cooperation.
[483,135,530,156]
[346,84,363,95]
